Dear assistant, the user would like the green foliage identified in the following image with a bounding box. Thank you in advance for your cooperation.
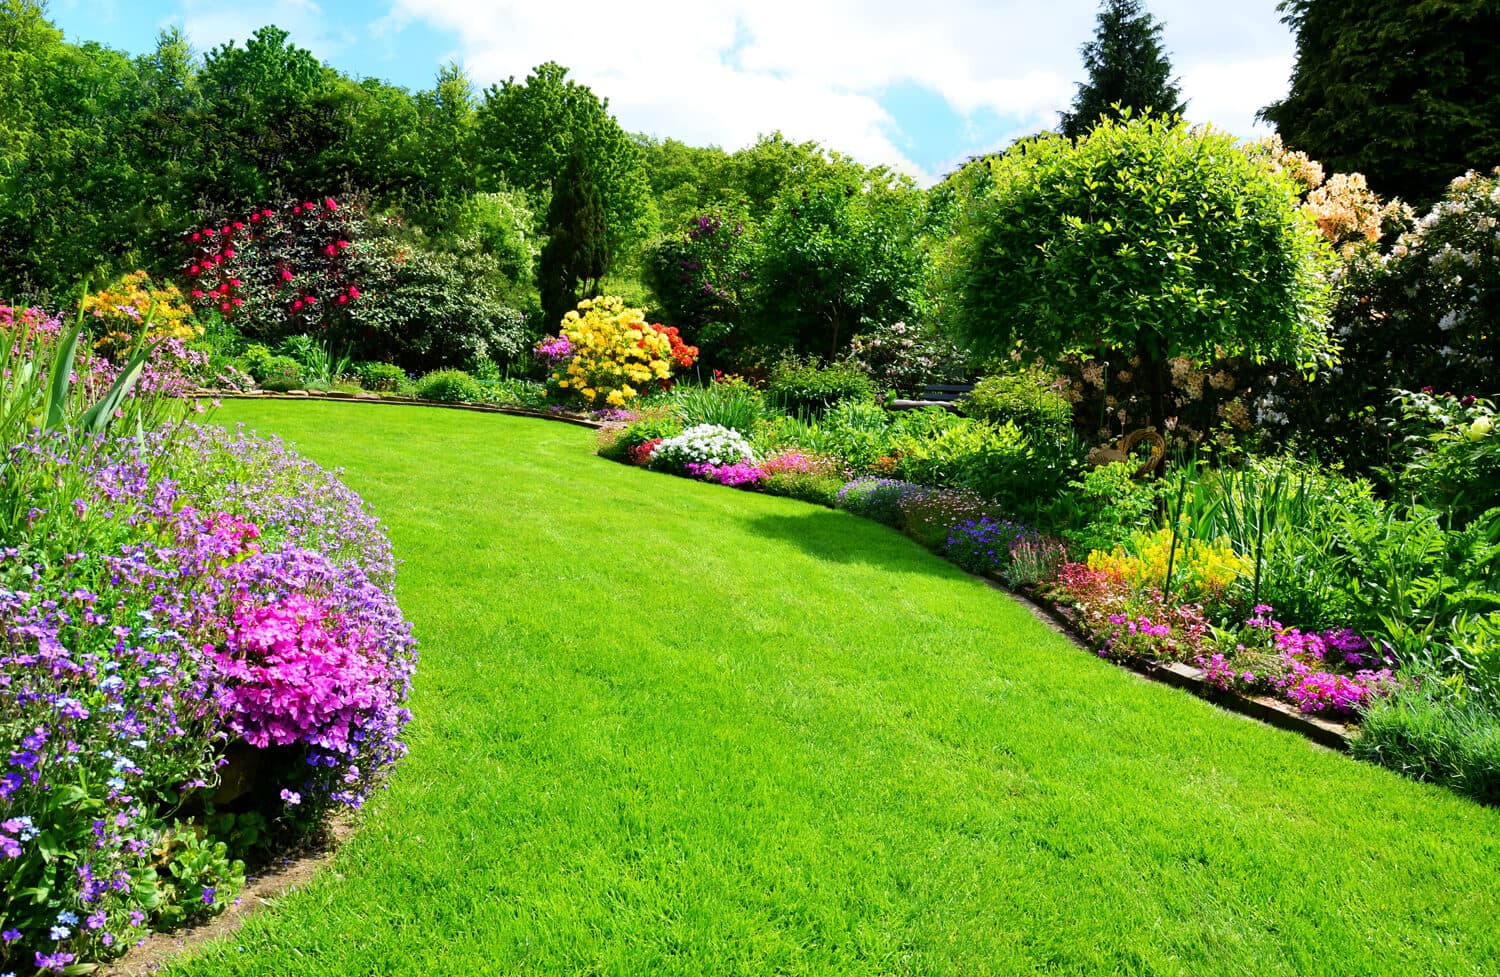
[240,345,305,392]
[1353,683,1500,807]
[750,165,928,357]
[478,378,549,409]
[891,418,1085,520]
[760,471,845,508]
[961,369,1073,441]
[941,114,1335,425]
[1049,461,1166,555]
[539,148,611,329]
[1387,389,1500,525]
[1261,0,1500,206]
[1059,0,1185,139]
[764,357,876,416]
[666,381,768,435]
[345,234,531,373]
[416,368,483,403]
[642,207,750,359]
[475,61,653,257]
[356,361,408,392]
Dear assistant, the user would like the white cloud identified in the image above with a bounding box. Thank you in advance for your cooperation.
[168,0,1299,182]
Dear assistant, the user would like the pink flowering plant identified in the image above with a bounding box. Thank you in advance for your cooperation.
[1195,606,1400,715]
[1,371,415,972]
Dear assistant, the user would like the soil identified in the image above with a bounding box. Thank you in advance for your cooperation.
[100,817,353,976]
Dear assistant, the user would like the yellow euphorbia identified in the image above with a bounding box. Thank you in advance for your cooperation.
[1088,527,1248,599]
[551,296,675,408]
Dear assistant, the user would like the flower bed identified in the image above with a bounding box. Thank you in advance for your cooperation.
[2,311,417,973]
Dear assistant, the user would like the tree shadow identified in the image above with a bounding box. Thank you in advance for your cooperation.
[740,508,968,579]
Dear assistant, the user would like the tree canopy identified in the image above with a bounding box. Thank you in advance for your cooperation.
[1260,0,1500,207]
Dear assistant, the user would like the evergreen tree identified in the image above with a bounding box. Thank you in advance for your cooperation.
[538,148,610,330]
[1260,0,1500,208]
[1059,0,1185,139]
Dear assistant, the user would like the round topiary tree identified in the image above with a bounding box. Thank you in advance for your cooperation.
[941,112,1335,430]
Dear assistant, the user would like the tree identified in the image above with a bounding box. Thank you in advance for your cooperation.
[1059,0,1185,139]
[1260,0,1500,207]
[538,148,610,329]
[475,62,652,257]
[750,165,928,358]
[941,113,1334,429]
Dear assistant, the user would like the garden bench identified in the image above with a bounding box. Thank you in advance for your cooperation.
[888,382,975,412]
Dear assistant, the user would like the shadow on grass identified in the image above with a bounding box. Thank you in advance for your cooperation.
[742,509,963,578]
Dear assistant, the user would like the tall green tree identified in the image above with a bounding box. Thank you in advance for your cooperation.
[475,62,652,257]
[751,164,927,358]
[1260,0,1500,207]
[538,148,610,329]
[1059,0,1185,139]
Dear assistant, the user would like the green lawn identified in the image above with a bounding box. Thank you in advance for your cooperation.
[170,401,1500,977]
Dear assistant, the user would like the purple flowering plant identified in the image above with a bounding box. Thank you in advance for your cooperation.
[2,308,416,970]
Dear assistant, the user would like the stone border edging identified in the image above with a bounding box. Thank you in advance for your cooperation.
[190,389,605,429]
[988,573,1353,751]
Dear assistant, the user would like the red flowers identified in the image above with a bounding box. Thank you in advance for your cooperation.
[281,269,295,282]
[650,323,699,369]
[325,197,339,212]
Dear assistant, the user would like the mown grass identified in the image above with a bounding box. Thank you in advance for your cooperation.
[170,401,1500,977]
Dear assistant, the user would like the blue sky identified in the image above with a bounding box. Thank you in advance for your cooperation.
[45,0,1296,183]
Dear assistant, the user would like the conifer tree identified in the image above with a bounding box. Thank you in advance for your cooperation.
[1059,0,1185,139]
[538,148,610,329]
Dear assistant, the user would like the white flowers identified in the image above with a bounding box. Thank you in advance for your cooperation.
[651,424,754,468]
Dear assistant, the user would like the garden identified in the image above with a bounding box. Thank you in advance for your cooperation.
[5,0,1500,973]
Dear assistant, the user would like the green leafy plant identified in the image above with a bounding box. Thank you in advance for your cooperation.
[764,356,877,416]
[355,361,408,392]
[961,368,1073,441]
[416,369,483,403]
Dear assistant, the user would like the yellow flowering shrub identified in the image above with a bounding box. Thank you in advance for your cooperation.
[552,296,674,408]
[1087,527,1249,601]
[83,271,199,356]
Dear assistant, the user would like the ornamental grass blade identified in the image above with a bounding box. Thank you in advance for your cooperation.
[44,303,86,430]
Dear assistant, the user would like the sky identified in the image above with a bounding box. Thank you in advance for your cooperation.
[45,0,1297,184]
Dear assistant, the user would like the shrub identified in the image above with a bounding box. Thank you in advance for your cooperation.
[83,271,200,355]
[553,296,676,408]
[181,196,365,344]
[356,361,408,392]
[416,369,483,403]
[345,236,532,373]
[847,320,972,396]
[940,113,1335,428]
[1353,683,1500,806]
[1387,388,1499,525]
[892,418,1084,519]
[961,369,1073,441]
[757,452,845,507]
[1048,461,1166,557]
[649,423,754,474]
[239,345,305,392]
[765,357,876,416]
[480,378,549,409]
[642,208,750,360]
